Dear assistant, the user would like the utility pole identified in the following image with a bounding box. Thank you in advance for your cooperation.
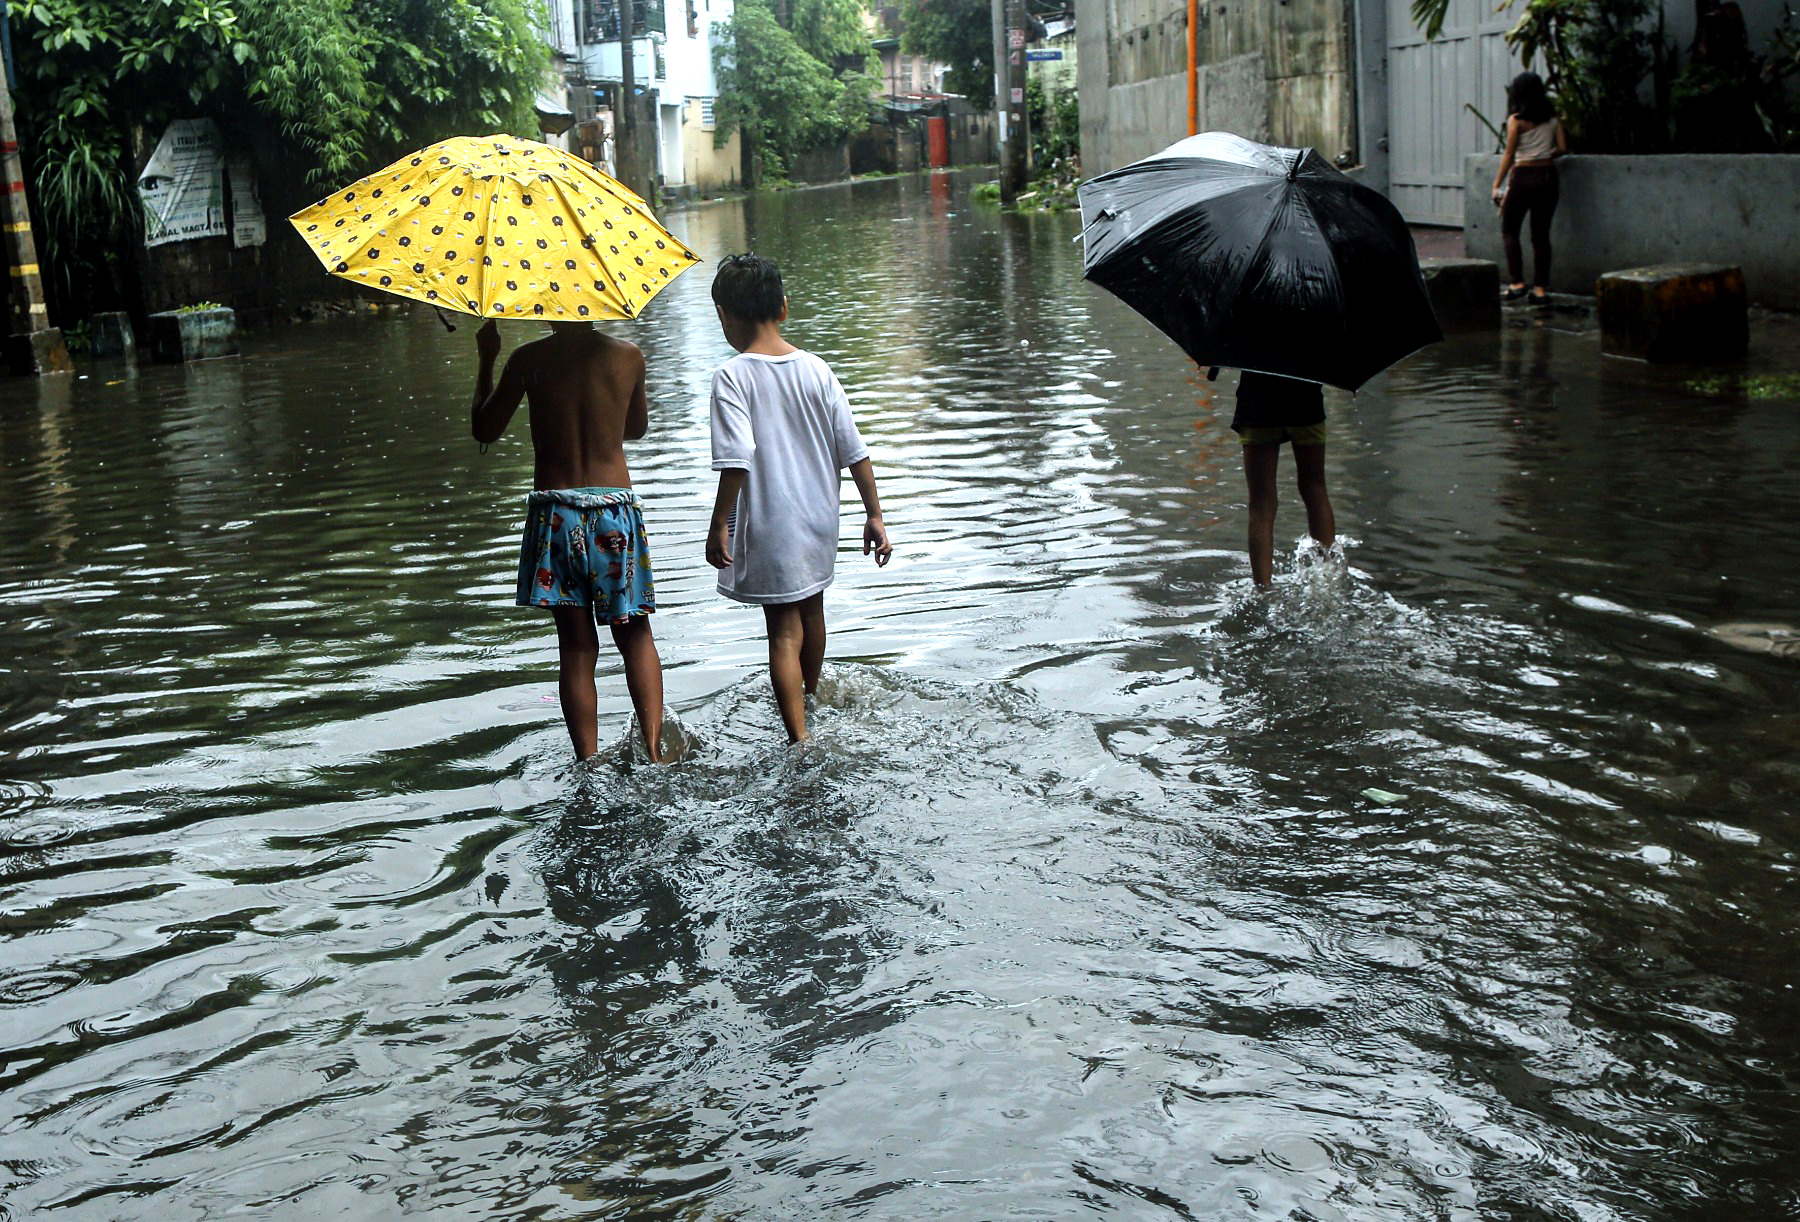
[1000,0,1028,200]
[615,0,646,201]
[0,23,70,378]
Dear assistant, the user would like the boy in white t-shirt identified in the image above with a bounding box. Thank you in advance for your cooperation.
[705,254,892,743]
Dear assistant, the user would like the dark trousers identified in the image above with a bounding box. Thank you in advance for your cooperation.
[1501,164,1559,288]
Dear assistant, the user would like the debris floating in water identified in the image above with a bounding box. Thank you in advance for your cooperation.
[1362,788,1407,804]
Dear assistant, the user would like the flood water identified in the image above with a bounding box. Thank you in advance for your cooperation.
[3,170,1799,1219]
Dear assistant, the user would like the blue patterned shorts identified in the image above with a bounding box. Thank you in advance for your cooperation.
[514,488,656,624]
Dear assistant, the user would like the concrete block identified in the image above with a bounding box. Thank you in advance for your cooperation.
[4,328,74,376]
[146,307,239,363]
[89,312,136,360]
[1419,258,1502,332]
[1596,263,1747,362]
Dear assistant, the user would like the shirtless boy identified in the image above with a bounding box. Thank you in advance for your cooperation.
[471,319,664,762]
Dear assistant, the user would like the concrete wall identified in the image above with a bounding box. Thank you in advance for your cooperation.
[1464,154,1800,307]
[1077,0,1354,175]
[681,98,741,192]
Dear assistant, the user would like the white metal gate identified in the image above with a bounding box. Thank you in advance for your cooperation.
[1386,0,1528,226]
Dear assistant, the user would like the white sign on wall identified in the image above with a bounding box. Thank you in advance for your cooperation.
[226,156,266,248]
[138,119,227,247]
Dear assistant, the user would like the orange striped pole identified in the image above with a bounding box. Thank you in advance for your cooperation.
[1186,0,1198,135]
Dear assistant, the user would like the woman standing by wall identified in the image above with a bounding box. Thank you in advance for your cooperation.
[1490,72,1570,304]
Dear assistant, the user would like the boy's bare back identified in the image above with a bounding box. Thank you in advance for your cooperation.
[473,322,648,490]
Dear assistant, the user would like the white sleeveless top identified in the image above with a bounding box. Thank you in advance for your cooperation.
[1514,117,1559,161]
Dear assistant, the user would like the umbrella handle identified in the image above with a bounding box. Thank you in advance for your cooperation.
[434,307,457,333]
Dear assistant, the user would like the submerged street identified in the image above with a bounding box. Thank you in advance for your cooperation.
[3,170,1799,1217]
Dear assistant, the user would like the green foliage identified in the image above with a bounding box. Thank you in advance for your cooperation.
[786,0,876,68]
[8,0,549,317]
[1505,0,1661,152]
[352,0,549,153]
[713,0,875,180]
[899,0,992,107]
[1027,73,1077,168]
[1684,371,1800,399]
[971,180,1001,203]
[1410,0,1450,42]
[1671,3,1800,151]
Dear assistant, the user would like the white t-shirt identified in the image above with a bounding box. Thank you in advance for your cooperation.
[710,349,870,605]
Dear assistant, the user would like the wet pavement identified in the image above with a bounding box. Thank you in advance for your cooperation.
[1,169,1798,1219]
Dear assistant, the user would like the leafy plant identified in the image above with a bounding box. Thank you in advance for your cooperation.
[1027,74,1077,168]
[1506,0,1662,151]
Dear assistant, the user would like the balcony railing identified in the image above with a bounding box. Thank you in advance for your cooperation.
[582,0,667,40]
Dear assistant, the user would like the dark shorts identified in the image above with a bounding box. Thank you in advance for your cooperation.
[1231,371,1326,438]
[1239,422,1327,447]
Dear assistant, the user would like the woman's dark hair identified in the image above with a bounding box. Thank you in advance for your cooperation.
[1508,71,1554,125]
[712,253,784,322]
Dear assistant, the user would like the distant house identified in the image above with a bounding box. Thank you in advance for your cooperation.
[868,6,948,104]
[541,0,743,195]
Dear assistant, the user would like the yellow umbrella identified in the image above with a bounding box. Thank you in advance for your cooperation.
[288,134,699,320]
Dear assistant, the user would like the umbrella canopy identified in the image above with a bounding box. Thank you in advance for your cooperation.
[289,134,699,321]
[1078,132,1442,391]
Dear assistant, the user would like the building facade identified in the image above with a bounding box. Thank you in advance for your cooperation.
[542,0,743,195]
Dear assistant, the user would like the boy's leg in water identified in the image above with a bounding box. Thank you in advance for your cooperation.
[763,600,811,743]
[551,606,602,759]
[610,615,664,762]
[796,591,827,695]
[1243,440,1282,588]
[1292,443,1335,551]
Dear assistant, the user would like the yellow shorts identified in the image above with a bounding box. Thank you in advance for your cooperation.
[1238,422,1327,447]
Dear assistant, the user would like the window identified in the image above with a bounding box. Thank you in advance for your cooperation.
[699,96,716,129]
[581,0,610,41]
[687,0,698,37]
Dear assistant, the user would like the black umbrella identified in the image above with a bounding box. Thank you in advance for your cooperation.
[1077,132,1443,392]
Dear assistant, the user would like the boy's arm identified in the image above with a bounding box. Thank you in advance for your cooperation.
[848,457,891,567]
[706,469,747,569]
[623,348,649,441]
[471,321,526,445]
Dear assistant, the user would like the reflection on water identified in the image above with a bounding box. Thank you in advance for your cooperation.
[2,170,1799,1219]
